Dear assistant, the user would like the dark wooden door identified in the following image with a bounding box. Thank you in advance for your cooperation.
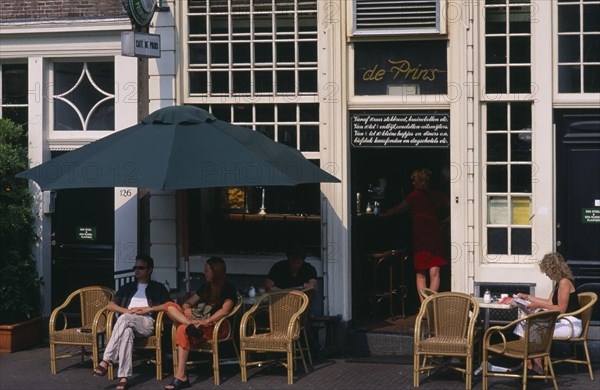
[555,109,600,287]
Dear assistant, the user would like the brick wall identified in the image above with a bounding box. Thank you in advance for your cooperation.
[0,0,128,22]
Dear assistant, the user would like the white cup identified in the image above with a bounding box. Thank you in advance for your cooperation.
[500,293,509,299]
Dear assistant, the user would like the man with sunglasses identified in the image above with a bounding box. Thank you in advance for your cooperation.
[93,254,171,390]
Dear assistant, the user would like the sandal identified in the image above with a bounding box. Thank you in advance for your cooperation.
[164,377,191,390]
[116,378,128,390]
[93,360,109,376]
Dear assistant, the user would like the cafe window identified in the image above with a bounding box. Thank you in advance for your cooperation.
[51,61,115,131]
[482,0,533,256]
[183,1,322,256]
[0,63,28,130]
[557,0,600,93]
[353,0,446,35]
[354,40,448,96]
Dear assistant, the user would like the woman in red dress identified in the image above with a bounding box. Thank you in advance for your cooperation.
[379,168,449,297]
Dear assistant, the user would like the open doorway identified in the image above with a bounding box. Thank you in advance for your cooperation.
[349,111,451,326]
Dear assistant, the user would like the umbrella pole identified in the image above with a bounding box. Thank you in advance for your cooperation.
[180,190,191,294]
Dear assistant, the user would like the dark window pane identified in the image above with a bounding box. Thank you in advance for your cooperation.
[210,105,230,122]
[256,124,274,140]
[232,43,250,63]
[510,102,531,130]
[276,42,295,63]
[210,15,228,35]
[298,71,317,93]
[559,65,581,92]
[211,43,228,64]
[511,165,532,192]
[233,72,250,93]
[584,65,600,92]
[255,71,273,93]
[509,6,530,33]
[300,125,319,151]
[233,105,252,122]
[276,70,296,93]
[211,72,229,93]
[255,105,274,122]
[278,125,297,147]
[559,35,581,62]
[510,36,530,63]
[487,165,508,192]
[487,134,508,162]
[299,104,319,121]
[486,37,507,64]
[486,67,507,94]
[488,228,508,254]
[510,66,530,93]
[583,35,600,62]
[511,133,531,161]
[298,41,317,63]
[189,72,207,94]
[2,63,27,104]
[87,62,114,94]
[1,106,28,129]
[53,62,83,95]
[487,102,508,130]
[189,15,207,35]
[189,43,207,64]
[278,104,296,121]
[87,100,114,130]
[583,5,600,32]
[232,13,250,34]
[275,13,294,34]
[559,5,580,32]
[511,229,532,255]
[54,100,82,130]
[255,43,273,63]
[486,8,506,34]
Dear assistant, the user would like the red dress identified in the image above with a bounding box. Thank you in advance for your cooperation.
[406,189,448,271]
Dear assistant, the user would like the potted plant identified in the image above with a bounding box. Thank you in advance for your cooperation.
[0,118,43,352]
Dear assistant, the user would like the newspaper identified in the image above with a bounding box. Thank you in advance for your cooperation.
[512,295,534,315]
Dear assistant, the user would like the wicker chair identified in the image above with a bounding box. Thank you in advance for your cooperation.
[483,310,561,390]
[171,293,243,385]
[413,292,479,390]
[106,310,167,380]
[294,287,316,372]
[49,286,115,374]
[552,292,598,380]
[239,290,309,384]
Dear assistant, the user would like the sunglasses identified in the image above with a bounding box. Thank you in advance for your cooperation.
[132,266,147,271]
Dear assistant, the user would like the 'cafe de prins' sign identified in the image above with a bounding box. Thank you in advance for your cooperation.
[355,40,447,95]
[351,112,449,148]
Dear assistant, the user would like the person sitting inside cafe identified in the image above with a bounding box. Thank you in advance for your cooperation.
[263,243,318,291]
[163,257,237,390]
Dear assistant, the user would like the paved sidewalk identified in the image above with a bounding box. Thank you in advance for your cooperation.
[1,346,598,389]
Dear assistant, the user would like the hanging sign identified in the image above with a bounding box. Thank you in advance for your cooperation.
[121,32,161,58]
[350,112,449,148]
[122,0,156,28]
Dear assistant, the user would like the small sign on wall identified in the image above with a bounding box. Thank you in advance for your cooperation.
[582,208,600,224]
[121,32,161,58]
[350,111,449,148]
[76,227,97,241]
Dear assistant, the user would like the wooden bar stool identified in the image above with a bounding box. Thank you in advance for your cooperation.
[365,249,409,319]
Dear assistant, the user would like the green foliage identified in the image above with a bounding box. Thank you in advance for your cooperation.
[0,118,42,323]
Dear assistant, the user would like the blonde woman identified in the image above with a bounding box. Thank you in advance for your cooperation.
[379,168,449,297]
[515,252,581,374]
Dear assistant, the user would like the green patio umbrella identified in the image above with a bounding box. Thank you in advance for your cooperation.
[17,105,340,291]
[17,105,339,190]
